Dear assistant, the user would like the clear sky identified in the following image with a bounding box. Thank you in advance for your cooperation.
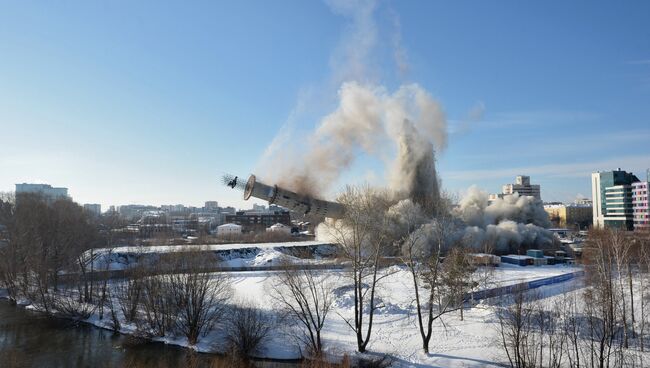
[1,0,649,210]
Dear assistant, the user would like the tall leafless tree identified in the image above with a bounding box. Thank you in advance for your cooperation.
[271,262,335,355]
[322,184,393,353]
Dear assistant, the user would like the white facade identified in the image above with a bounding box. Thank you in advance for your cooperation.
[217,223,242,236]
[591,172,604,228]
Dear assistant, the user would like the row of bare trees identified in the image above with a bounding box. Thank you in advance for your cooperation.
[0,194,274,359]
[1,186,491,363]
[496,228,650,368]
[0,193,107,310]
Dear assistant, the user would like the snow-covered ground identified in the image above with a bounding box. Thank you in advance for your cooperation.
[20,241,587,366]
[220,264,581,367]
[63,264,579,366]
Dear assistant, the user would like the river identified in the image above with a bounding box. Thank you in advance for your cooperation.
[0,300,226,368]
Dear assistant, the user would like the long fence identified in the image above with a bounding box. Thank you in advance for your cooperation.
[466,270,585,302]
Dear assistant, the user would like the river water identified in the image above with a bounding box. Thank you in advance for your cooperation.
[0,300,223,368]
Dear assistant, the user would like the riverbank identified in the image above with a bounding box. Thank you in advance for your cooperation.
[0,296,303,368]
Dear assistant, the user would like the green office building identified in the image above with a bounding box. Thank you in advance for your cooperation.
[591,169,639,230]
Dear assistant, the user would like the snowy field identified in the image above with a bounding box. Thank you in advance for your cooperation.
[223,265,582,367]
[77,263,583,367]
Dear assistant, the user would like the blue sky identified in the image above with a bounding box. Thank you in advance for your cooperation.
[1,0,649,210]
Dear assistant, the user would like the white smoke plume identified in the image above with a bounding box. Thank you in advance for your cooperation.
[256,0,446,207]
[317,188,555,255]
[262,82,447,205]
[457,186,551,228]
[455,186,554,253]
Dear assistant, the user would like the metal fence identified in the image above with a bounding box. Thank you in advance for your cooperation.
[466,270,585,301]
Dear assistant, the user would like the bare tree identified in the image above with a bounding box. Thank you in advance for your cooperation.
[114,275,144,323]
[322,185,393,353]
[169,250,232,345]
[496,288,538,368]
[270,262,335,355]
[140,273,177,337]
[583,228,620,368]
[391,194,472,353]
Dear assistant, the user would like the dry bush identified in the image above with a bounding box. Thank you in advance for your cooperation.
[114,277,143,323]
[226,301,273,360]
[139,274,177,337]
[169,269,232,345]
[48,287,96,320]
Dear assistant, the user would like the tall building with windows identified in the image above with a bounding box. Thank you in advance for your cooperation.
[633,181,650,231]
[501,175,541,200]
[604,185,635,230]
[591,169,639,229]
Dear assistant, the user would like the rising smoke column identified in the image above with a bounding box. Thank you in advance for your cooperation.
[261,82,447,210]
[255,0,446,209]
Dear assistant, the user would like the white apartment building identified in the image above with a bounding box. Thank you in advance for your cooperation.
[501,175,541,200]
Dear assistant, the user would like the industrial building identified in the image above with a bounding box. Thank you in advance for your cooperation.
[225,209,291,232]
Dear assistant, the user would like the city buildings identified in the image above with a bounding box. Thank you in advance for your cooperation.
[591,169,639,230]
[543,202,592,229]
[501,175,541,200]
[83,203,101,215]
[118,204,159,219]
[15,183,69,202]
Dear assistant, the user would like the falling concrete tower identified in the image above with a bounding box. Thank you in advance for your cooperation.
[242,175,345,219]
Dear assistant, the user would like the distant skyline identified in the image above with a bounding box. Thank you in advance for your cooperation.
[2,1,649,210]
